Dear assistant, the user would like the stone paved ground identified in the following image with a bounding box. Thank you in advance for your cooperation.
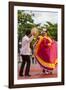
[18,58,57,79]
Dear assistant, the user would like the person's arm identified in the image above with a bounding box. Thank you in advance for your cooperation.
[29,35,34,42]
[48,43,51,46]
[33,39,38,48]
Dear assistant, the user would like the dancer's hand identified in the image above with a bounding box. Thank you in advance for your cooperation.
[48,43,51,46]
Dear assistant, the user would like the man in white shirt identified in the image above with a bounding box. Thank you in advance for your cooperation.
[19,30,34,77]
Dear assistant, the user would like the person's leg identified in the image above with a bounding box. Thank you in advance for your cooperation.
[25,55,31,76]
[19,55,26,76]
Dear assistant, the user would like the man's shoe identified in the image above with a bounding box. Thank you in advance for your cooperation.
[25,74,31,77]
[19,74,23,76]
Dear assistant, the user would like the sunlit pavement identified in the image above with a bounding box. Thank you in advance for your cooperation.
[18,58,57,79]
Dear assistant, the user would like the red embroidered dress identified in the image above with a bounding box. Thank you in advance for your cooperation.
[34,36,57,70]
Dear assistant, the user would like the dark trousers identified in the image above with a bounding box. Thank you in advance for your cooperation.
[19,55,31,75]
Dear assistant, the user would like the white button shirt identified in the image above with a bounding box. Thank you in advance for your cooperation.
[20,35,34,55]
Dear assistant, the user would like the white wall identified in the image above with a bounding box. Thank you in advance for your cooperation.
[0,0,66,90]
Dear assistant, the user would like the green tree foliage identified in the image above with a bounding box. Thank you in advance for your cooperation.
[18,10,34,40]
[18,10,41,41]
[18,10,57,41]
[43,21,57,41]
